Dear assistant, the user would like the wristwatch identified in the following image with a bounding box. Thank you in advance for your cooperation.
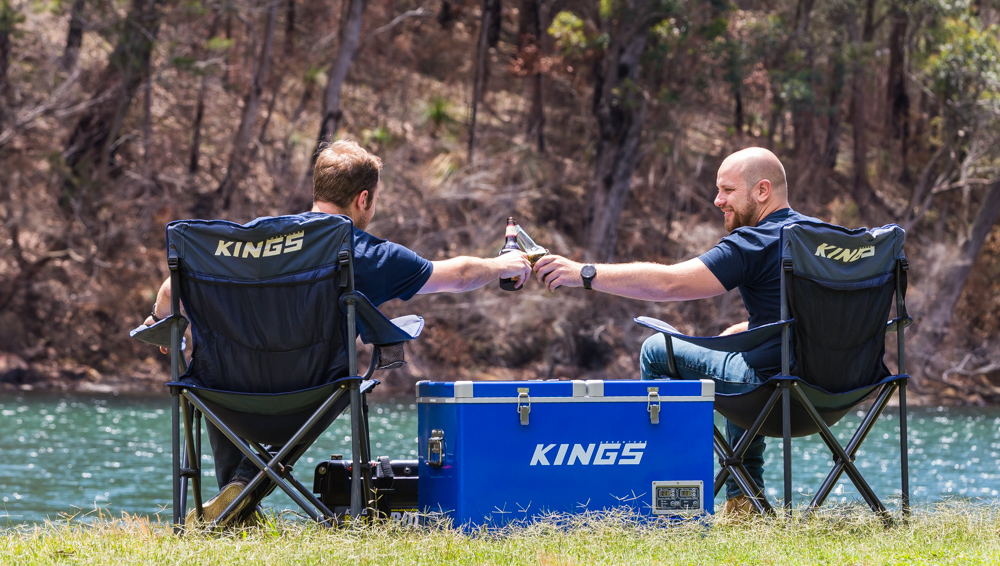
[580,264,596,290]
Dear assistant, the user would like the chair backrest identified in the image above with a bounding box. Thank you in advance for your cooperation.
[166,213,355,394]
[780,221,907,393]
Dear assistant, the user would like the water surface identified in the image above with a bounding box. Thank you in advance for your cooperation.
[2,393,998,525]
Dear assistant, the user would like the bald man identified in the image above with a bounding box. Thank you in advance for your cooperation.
[533,147,818,515]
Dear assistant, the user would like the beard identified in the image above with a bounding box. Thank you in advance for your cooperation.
[724,199,758,232]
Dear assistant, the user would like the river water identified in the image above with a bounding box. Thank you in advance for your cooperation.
[2,393,998,526]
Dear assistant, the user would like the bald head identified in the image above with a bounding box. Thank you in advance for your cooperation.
[720,147,788,203]
[714,147,790,231]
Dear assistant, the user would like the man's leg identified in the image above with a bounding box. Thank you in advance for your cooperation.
[206,422,246,490]
[640,333,766,500]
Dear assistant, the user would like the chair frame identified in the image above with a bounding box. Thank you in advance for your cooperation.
[134,217,419,533]
[639,225,911,520]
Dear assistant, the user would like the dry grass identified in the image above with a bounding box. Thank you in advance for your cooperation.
[3,502,1000,565]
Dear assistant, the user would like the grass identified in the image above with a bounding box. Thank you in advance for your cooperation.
[2,502,1000,565]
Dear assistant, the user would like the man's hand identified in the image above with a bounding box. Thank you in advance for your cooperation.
[142,314,168,354]
[495,251,533,289]
[533,255,584,292]
[719,321,749,336]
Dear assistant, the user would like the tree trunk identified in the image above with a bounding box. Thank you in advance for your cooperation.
[60,0,86,71]
[518,0,544,152]
[487,0,501,48]
[189,10,223,175]
[914,181,1000,375]
[468,0,495,163]
[61,0,164,206]
[284,0,295,56]
[886,3,910,176]
[312,0,366,165]
[0,16,10,125]
[823,34,846,171]
[196,0,280,216]
[588,4,656,262]
[845,11,871,207]
[791,48,817,161]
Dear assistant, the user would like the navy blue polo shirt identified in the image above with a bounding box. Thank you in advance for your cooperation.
[698,208,818,376]
[352,228,433,306]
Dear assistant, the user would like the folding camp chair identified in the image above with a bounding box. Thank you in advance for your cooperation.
[636,221,911,519]
[131,212,423,533]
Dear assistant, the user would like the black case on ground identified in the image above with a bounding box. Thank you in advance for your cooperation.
[313,458,419,518]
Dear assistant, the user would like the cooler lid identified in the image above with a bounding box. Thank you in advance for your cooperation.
[416,379,714,403]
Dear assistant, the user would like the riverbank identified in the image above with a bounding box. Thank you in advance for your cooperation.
[3,503,999,565]
[0,355,972,407]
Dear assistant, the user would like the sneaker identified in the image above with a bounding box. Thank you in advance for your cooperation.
[721,494,758,519]
[185,481,249,529]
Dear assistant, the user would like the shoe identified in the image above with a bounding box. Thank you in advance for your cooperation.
[185,481,249,529]
[721,494,758,519]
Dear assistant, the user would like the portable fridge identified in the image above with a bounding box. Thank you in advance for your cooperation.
[417,379,715,528]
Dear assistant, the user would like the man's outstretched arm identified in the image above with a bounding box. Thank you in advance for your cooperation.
[532,255,726,302]
[418,252,532,294]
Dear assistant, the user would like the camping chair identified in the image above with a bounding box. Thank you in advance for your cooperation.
[636,221,911,519]
[130,213,423,533]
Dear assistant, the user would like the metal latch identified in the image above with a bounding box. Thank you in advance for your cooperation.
[428,429,444,467]
[517,388,530,426]
[647,387,660,424]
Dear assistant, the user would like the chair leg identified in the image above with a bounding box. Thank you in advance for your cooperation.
[182,391,337,527]
[171,390,182,534]
[782,381,792,517]
[898,381,910,518]
[807,383,895,514]
[714,386,783,515]
[789,383,889,522]
[713,427,773,515]
[179,399,203,524]
[349,381,368,521]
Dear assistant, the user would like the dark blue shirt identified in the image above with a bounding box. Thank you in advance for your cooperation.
[352,228,433,306]
[698,208,818,376]
[294,211,433,306]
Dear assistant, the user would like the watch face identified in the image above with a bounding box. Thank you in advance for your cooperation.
[581,265,596,279]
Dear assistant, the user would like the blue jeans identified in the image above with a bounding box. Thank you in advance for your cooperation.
[639,333,766,500]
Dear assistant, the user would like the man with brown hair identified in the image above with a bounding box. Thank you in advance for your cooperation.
[143,139,531,525]
[533,147,819,516]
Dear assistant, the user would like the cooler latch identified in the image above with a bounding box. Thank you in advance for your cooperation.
[517,388,530,426]
[647,387,660,424]
[427,429,445,467]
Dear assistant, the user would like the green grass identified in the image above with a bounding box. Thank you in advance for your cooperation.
[3,502,1000,565]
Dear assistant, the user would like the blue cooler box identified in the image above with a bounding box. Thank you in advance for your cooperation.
[417,379,715,528]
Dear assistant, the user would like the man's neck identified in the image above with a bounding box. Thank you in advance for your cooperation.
[754,203,790,226]
[312,201,347,216]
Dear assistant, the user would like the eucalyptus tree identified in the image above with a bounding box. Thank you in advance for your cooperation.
[906,10,1000,373]
[61,0,165,212]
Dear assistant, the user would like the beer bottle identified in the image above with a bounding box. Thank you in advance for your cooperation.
[515,225,548,266]
[499,217,522,291]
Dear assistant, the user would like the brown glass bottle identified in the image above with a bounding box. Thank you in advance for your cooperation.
[499,217,522,291]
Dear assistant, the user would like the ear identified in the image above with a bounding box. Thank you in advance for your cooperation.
[354,189,370,210]
[756,179,772,202]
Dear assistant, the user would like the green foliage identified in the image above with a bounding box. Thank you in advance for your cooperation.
[421,95,458,137]
[598,0,619,21]
[302,64,325,87]
[924,18,1000,114]
[170,56,198,71]
[205,36,233,52]
[0,0,26,34]
[548,11,589,57]
[361,125,394,149]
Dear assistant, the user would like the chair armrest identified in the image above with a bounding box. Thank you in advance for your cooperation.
[128,315,189,348]
[633,316,790,353]
[342,291,424,345]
